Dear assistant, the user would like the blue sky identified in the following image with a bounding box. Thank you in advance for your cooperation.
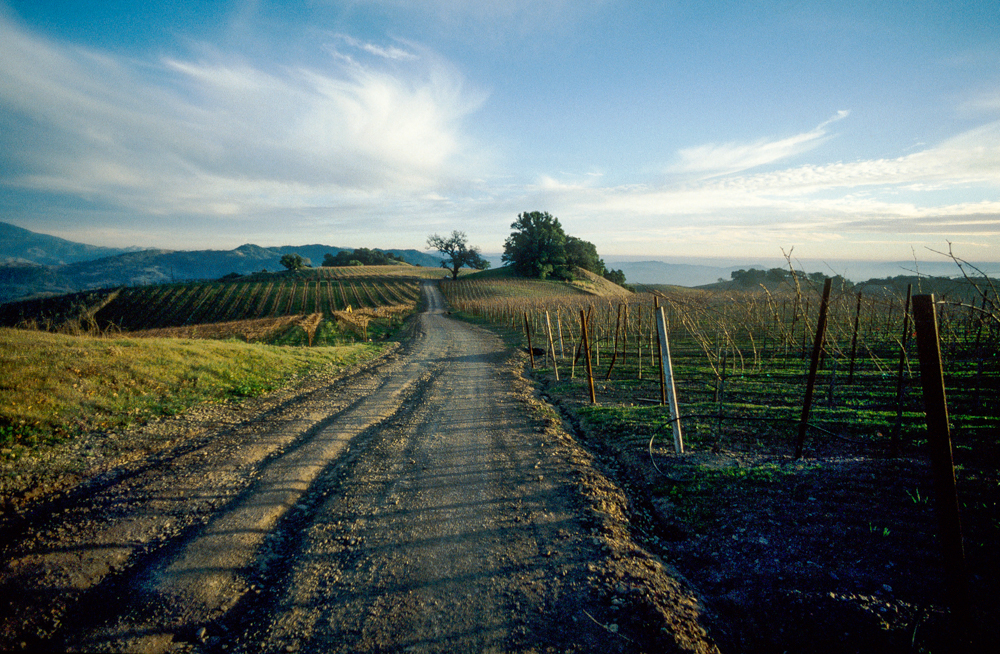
[1,1,998,263]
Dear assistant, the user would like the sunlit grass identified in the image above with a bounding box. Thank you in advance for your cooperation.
[0,327,381,453]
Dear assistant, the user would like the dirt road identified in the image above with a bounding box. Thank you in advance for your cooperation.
[0,282,716,653]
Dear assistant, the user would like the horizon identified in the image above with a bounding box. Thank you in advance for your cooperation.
[8,218,1000,274]
[1,2,998,262]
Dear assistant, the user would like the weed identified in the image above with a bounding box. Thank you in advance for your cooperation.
[868,522,891,537]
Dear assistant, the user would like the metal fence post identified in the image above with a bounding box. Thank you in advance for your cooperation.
[656,307,684,455]
[579,310,596,404]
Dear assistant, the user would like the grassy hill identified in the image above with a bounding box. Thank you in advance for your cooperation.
[0,327,383,454]
[452,265,631,299]
[0,265,454,462]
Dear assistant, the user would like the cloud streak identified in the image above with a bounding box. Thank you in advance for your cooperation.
[0,15,485,221]
[673,110,850,176]
[518,119,1000,258]
[330,34,419,61]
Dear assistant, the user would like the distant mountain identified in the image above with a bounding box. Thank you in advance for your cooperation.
[477,256,752,286]
[0,223,443,302]
[612,260,741,287]
[604,257,1000,287]
[0,221,141,266]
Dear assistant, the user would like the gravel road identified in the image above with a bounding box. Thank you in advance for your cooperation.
[1,282,717,653]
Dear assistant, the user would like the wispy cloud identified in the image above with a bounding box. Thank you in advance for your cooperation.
[673,110,850,176]
[512,119,1000,258]
[0,15,485,220]
[331,34,418,61]
[721,119,1000,195]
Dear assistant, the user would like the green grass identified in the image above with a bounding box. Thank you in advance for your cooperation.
[0,327,383,453]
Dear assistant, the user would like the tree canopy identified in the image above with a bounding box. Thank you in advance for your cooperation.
[427,231,490,280]
[501,211,569,279]
[502,211,626,285]
[279,253,309,271]
[564,235,604,276]
[323,248,404,267]
[730,267,850,290]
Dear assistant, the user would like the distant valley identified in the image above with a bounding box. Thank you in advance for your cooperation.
[0,222,441,302]
[3,221,998,303]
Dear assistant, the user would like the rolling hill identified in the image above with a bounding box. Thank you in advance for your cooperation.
[0,222,442,302]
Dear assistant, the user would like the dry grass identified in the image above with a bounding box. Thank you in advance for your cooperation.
[330,304,414,340]
[314,264,460,280]
[128,314,319,343]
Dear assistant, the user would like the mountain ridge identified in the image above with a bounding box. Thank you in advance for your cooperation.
[0,222,441,302]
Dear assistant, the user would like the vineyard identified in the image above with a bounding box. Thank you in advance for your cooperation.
[0,266,430,344]
[442,274,998,455]
[441,270,999,650]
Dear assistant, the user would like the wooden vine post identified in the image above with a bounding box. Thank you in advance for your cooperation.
[655,306,684,454]
[795,278,833,459]
[636,305,643,380]
[912,294,971,643]
[556,312,565,359]
[847,290,863,384]
[605,303,623,379]
[579,309,596,404]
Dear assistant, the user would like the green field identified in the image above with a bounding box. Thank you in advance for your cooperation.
[0,327,383,452]
[0,266,433,451]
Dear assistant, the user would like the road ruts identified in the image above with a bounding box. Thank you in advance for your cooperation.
[0,281,718,654]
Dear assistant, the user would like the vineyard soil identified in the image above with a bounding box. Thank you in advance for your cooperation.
[0,283,717,653]
[542,386,998,653]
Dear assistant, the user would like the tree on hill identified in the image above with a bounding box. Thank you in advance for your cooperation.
[502,211,626,285]
[502,211,569,279]
[604,268,627,286]
[426,231,490,280]
[280,253,309,270]
[323,248,404,267]
[564,235,606,276]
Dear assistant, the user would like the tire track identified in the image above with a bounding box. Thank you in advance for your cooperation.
[2,282,721,654]
[60,285,450,653]
[0,286,438,652]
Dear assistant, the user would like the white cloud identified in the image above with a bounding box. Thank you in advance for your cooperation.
[331,34,418,61]
[0,15,485,218]
[512,119,1000,259]
[673,110,850,176]
[720,120,1000,195]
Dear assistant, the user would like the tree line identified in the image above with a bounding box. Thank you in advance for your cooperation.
[279,248,407,271]
[281,211,627,287]
[728,267,849,290]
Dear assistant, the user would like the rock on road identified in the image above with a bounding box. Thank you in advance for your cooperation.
[0,282,718,653]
